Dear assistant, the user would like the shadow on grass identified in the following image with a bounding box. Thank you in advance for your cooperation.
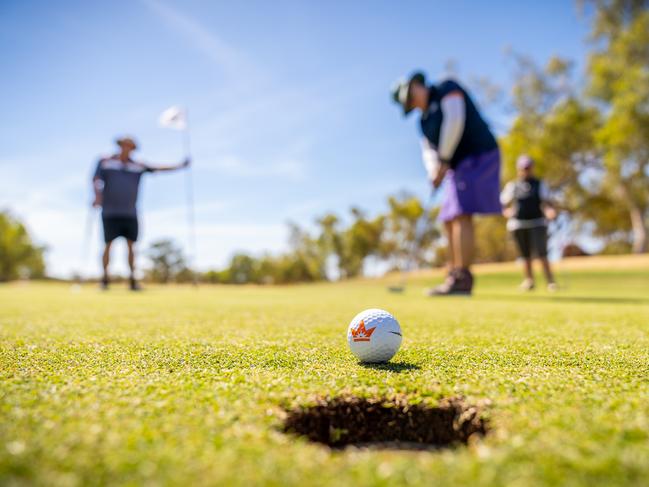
[359,361,421,372]
[477,294,649,305]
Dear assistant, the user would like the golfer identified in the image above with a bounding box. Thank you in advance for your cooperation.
[500,155,558,291]
[392,72,501,295]
[92,137,189,290]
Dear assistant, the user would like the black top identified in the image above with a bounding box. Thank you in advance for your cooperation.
[514,177,544,220]
[420,79,497,168]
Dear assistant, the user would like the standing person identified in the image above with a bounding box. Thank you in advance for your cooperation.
[92,136,189,290]
[500,155,558,291]
[391,72,501,295]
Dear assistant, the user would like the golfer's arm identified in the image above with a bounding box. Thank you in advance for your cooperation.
[438,92,465,163]
[146,161,188,172]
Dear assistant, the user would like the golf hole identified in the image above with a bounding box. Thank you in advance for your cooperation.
[282,395,488,451]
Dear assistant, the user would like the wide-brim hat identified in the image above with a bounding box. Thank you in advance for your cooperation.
[115,136,138,150]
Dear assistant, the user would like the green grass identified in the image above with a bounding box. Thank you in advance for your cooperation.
[2,257,649,486]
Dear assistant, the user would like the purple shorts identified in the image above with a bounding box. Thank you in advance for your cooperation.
[439,148,502,222]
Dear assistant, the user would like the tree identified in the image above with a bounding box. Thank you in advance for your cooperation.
[285,222,327,282]
[379,193,441,271]
[584,0,649,252]
[316,213,347,278]
[342,208,385,277]
[0,211,46,281]
[474,216,519,263]
[225,253,258,284]
[499,55,602,252]
[500,55,601,192]
[316,209,385,279]
[146,239,187,283]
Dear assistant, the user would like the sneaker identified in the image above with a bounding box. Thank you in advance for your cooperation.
[424,269,455,296]
[426,268,473,296]
[100,276,109,291]
[129,278,142,292]
[547,282,558,292]
[519,278,535,292]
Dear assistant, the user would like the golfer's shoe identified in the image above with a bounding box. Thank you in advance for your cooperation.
[547,282,558,292]
[519,278,535,292]
[100,277,110,291]
[129,278,142,292]
[426,268,473,296]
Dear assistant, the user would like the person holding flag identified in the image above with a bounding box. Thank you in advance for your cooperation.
[391,72,501,295]
[92,136,189,290]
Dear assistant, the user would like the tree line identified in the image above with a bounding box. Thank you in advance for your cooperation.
[0,211,45,282]
[149,194,445,284]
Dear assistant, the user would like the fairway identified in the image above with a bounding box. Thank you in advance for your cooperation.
[2,256,649,486]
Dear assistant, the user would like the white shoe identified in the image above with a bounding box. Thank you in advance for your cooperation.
[547,282,558,292]
[519,279,535,291]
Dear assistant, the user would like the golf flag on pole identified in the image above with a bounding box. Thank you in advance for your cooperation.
[158,106,187,130]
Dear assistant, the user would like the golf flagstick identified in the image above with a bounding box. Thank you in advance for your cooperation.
[159,106,198,286]
[182,118,198,286]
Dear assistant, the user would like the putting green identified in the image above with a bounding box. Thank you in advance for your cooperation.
[1,256,648,486]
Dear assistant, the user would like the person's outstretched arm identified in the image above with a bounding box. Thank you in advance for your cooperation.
[146,158,191,173]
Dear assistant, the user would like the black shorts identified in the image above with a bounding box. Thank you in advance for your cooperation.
[512,226,548,259]
[102,215,139,243]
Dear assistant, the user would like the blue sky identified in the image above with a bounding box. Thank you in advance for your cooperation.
[0,0,592,277]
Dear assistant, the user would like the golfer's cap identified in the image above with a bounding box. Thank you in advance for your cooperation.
[516,155,534,169]
[116,136,138,150]
[391,71,426,116]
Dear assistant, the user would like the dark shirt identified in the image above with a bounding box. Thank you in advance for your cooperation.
[93,157,153,217]
[513,177,545,221]
[420,79,497,168]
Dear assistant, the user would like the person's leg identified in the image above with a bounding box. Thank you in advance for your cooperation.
[533,226,556,289]
[429,215,474,295]
[453,214,474,269]
[521,258,535,290]
[523,258,533,281]
[540,257,556,285]
[444,220,456,274]
[125,216,141,291]
[513,228,534,290]
[102,240,112,288]
[126,239,142,291]
[127,239,136,277]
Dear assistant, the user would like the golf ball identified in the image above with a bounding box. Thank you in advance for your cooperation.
[347,308,402,363]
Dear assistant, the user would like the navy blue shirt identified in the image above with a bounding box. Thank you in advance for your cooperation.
[93,157,154,217]
[420,79,497,168]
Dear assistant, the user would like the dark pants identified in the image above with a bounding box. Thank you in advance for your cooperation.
[102,215,139,243]
[513,226,548,259]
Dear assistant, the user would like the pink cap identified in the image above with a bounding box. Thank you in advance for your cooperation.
[516,155,534,169]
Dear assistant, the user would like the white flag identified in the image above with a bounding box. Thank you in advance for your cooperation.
[158,106,187,130]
